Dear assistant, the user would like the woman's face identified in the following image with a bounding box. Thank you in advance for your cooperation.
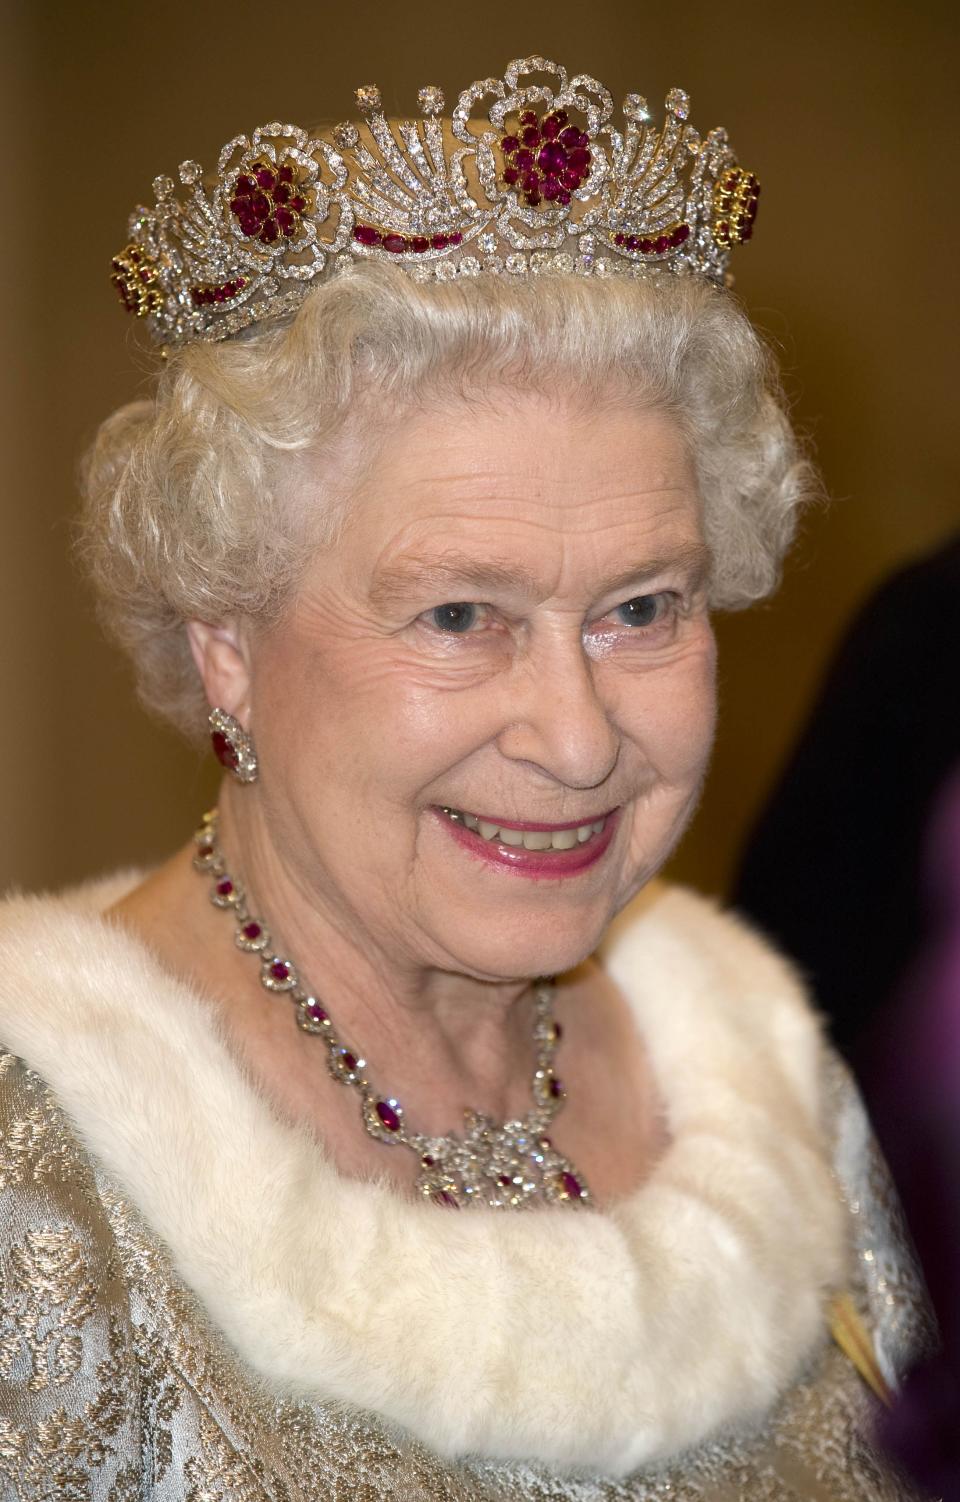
[247,389,716,982]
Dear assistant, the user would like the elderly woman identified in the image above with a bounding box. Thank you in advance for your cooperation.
[0,58,933,1501]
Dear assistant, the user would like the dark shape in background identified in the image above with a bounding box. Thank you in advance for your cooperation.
[735,537,960,1498]
[734,533,960,1061]
[868,771,960,1501]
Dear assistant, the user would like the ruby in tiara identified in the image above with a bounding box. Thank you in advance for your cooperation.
[111,243,164,318]
[230,158,311,245]
[711,168,761,247]
[499,108,592,208]
[191,278,247,307]
[614,224,691,256]
[352,225,463,254]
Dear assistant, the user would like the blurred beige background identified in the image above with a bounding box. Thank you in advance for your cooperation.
[2,0,957,896]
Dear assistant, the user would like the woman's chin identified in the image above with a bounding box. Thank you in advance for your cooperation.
[429,908,613,983]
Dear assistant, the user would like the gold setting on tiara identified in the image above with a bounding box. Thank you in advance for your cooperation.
[111,56,759,349]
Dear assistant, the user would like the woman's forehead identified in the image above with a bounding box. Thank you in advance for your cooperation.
[298,392,706,611]
[347,394,698,520]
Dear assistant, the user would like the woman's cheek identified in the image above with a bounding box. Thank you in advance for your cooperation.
[609,628,716,769]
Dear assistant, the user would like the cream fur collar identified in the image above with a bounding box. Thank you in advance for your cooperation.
[0,879,846,1476]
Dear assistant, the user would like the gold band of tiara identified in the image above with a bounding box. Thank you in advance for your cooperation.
[112,56,759,349]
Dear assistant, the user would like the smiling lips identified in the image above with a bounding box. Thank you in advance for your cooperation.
[437,805,619,876]
[442,807,608,851]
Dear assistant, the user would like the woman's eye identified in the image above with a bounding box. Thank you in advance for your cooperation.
[428,602,480,634]
[614,594,670,627]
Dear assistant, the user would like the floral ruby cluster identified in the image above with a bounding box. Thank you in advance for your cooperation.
[191,277,247,307]
[613,223,691,255]
[230,159,310,245]
[499,108,592,208]
[352,224,464,253]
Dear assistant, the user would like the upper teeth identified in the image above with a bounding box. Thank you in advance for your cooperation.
[446,810,606,850]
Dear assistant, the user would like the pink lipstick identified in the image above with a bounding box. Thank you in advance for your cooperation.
[434,805,620,879]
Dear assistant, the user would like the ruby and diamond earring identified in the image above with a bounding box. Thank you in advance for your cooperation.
[209,707,259,784]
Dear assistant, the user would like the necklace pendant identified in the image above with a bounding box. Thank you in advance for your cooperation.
[413,1115,590,1209]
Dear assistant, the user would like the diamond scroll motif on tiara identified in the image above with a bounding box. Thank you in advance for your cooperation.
[112,56,758,348]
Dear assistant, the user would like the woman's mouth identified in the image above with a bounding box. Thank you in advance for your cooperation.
[435,805,620,877]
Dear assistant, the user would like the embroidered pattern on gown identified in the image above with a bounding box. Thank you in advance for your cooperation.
[0,1049,936,1501]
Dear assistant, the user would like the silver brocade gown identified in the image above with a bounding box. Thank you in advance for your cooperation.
[0,1048,936,1502]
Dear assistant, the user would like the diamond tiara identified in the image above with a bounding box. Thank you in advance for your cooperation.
[112,56,759,349]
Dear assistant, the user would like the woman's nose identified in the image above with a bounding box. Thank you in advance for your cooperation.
[494,633,620,791]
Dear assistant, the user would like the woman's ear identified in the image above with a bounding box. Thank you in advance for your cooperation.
[186,620,252,727]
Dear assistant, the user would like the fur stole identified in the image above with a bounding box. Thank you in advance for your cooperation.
[0,878,846,1475]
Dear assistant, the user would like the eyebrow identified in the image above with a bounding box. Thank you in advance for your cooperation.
[366,542,711,611]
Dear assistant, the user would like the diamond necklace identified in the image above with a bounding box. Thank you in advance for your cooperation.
[193,809,591,1209]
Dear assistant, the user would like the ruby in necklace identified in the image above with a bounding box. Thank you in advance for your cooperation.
[193,809,590,1210]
